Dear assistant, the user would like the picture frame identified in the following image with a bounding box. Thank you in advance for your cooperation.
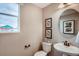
[45,18,52,28]
[45,29,52,39]
[63,20,75,34]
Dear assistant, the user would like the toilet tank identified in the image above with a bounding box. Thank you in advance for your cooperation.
[42,42,52,53]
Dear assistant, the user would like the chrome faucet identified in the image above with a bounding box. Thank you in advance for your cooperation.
[64,41,70,47]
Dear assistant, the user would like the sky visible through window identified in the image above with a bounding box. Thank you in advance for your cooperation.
[0,3,19,32]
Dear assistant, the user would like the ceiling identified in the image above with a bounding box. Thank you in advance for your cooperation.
[20,3,59,8]
[33,3,51,8]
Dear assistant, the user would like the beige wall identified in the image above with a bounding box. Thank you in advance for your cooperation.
[42,4,59,41]
[0,3,43,56]
[43,3,59,19]
[43,4,79,46]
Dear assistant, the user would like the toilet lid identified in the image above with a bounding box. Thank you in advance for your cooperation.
[34,51,47,56]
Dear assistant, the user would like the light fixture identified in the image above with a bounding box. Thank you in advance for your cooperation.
[58,3,72,8]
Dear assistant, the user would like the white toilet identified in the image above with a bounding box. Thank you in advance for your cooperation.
[34,42,52,56]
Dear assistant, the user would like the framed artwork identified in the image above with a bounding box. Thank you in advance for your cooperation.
[63,20,75,34]
[45,29,52,39]
[0,3,20,33]
[45,18,52,28]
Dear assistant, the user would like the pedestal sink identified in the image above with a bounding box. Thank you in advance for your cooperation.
[54,43,79,56]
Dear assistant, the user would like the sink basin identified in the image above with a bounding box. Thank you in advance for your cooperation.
[54,43,79,55]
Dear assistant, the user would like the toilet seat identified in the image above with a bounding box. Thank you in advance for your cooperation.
[34,51,47,56]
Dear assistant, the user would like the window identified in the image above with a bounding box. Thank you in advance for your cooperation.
[0,3,20,33]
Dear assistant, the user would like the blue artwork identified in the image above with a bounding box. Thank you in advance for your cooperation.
[0,3,19,32]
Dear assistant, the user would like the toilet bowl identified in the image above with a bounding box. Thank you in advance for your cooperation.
[34,51,47,56]
[34,42,52,56]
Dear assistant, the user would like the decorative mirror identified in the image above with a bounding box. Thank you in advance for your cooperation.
[59,9,79,36]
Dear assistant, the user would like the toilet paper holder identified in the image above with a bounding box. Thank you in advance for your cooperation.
[24,44,30,49]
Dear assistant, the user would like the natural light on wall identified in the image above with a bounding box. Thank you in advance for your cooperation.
[0,3,20,33]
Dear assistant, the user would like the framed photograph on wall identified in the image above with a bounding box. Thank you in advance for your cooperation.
[45,18,52,28]
[45,29,52,39]
[63,20,75,34]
